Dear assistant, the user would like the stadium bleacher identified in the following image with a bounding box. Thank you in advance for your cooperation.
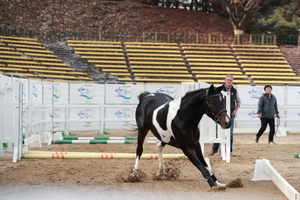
[0,36,92,81]
[232,44,300,85]
[181,43,250,84]
[124,42,192,82]
[67,40,130,81]
[67,40,299,84]
[2,35,298,85]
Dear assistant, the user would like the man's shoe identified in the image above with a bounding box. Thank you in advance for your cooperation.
[208,150,217,156]
[268,141,277,145]
[230,152,236,157]
[255,139,259,143]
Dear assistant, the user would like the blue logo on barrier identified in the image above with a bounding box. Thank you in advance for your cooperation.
[156,88,166,93]
[115,86,133,100]
[155,86,177,98]
[22,84,26,99]
[53,109,61,119]
[33,85,38,98]
[78,86,94,99]
[115,110,122,118]
[53,85,62,99]
[53,109,62,125]
[248,111,257,118]
[78,109,93,124]
[248,88,262,99]
[22,112,26,124]
[115,109,132,119]
[78,110,93,119]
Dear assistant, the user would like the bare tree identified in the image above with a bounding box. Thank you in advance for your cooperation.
[213,0,275,35]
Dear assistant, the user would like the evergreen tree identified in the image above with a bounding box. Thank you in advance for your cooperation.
[246,0,300,35]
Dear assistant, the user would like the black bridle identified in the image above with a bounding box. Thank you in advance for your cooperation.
[205,92,227,123]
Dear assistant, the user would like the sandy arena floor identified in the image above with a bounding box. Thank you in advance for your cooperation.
[1,132,299,200]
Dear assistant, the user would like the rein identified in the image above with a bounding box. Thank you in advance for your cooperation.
[275,116,280,134]
[205,92,226,123]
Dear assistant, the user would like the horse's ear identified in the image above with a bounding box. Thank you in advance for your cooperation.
[208,84,214,95]
[216,84,225,93]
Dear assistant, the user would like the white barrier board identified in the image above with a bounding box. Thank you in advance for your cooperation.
[105,84,144,104]
[252,159,300,200]
[70,83,105,104]
[53,82,69,104]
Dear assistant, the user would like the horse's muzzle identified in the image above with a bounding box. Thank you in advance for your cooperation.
[218,111,231,129]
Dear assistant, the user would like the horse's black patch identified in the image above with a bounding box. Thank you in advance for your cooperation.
[156,103,170,131]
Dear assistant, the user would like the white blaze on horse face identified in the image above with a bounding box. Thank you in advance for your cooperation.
[152,99,181,143]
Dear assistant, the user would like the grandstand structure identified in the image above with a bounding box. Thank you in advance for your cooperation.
[0,36,92,81]
[1,35,300,85]
[67,40,300,85]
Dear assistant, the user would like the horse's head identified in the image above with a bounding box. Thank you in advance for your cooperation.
[205,84,231,129]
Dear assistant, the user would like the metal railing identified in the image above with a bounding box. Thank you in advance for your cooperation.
[2,28,298,45]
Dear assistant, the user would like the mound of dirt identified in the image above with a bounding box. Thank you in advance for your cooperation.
[227,178,244,188]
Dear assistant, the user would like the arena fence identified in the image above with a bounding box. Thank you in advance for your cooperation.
[0,82,23,162]
[1,74,300,162]
[1,75,300,136]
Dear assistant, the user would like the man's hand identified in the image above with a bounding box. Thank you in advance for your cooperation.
[257,114,261,118]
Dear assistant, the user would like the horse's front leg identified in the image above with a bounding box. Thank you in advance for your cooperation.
[194,130,225,187]
[196,142,225,187]
[181,146,222,188]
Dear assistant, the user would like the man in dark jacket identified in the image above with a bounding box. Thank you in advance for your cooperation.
[255,85,280,144]
[208,74,241,156]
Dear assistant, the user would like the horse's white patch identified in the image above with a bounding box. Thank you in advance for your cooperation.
[206,166,213,176]
[152,98,181,143]
[216,180,226,187]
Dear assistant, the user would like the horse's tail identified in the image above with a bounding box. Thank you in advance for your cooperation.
[123,124,138,135]
[138,92,151,102]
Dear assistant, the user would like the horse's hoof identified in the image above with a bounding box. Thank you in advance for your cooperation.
[132,168,138,172]
[216,180,226,187]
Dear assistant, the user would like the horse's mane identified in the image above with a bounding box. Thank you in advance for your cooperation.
[181,88,207,100]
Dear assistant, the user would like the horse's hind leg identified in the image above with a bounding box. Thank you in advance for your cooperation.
[157,139,178,170]
[134,126,149,170]
[157,140,166,170]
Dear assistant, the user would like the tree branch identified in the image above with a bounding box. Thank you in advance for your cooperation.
[213,0,276,33]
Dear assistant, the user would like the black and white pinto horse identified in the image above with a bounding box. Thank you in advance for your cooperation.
[133,84,231,188]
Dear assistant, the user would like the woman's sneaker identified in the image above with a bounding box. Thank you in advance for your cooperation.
[268,141,276,145]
